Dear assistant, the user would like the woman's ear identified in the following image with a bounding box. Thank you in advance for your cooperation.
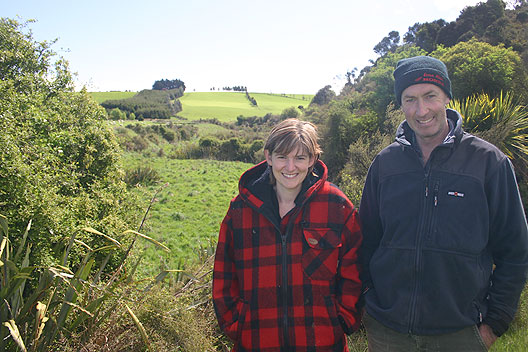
[264,150,272,165]
[310,154,318,168]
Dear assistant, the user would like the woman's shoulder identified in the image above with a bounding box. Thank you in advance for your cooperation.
[315,181,354,206]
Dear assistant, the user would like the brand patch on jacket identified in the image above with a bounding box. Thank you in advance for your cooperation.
[307,237,319,246]
[447,191,464,198]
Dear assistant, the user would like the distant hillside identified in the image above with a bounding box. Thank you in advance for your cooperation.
[91,91,313,122]
[178,92,313,121]
[90,91,137,104]
[99,88,184,119]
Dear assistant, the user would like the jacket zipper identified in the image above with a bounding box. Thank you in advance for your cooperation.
[280,209,301,349]
[408,177,429,334]
[408,175,440,334]
[281,233,289,348]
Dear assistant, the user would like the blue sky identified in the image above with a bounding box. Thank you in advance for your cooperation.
[2,0,483,94]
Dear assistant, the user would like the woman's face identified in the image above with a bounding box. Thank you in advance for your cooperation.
[265,147,315,196]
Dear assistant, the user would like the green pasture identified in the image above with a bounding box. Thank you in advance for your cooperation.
[90,91,137,103]
[122,154,252,274]
[178,92,313,121]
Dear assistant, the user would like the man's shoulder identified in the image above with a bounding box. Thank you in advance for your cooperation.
[373,141,409,166]
[458,132,507,162]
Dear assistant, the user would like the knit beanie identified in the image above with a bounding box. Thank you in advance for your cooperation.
[393,56,452,105]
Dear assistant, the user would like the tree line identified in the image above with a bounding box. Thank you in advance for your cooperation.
[152,78,185,91]
[309,0,528,212]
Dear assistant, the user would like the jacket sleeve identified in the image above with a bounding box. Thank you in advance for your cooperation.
[336,206,363,334]
[212,207,243,341]
[358,157,383,294]
[483,158,528,336]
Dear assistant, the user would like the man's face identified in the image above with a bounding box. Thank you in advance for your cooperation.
[401,83,451,145]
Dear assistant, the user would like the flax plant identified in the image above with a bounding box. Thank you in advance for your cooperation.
[449,91,528,164]
[0,199,173,351]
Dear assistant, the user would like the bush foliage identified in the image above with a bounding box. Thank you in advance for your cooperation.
[0,18,140,269]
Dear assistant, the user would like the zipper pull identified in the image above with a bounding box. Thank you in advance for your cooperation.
[433,182,440,207]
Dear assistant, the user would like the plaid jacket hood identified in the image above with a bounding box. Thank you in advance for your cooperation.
[213,160,363,352]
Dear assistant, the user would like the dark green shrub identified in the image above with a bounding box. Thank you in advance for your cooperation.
[124,166,161,187]
[280,106,300,119]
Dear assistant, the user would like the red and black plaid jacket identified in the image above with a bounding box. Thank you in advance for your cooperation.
[213,160,362,351]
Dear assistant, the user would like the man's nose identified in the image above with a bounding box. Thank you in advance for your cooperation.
[416,99,428,116]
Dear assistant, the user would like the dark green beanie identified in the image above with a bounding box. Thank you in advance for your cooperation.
[393,56,452,105]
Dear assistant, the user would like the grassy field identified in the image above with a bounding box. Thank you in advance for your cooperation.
[91,91,314,122]
[122,153,252,275]
[178,92,313,121]
[90,91,137,103]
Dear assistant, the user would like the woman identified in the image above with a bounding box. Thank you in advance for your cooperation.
[213,118,362,351]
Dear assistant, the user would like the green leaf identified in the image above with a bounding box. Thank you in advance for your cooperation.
[125,304,151,351]
[123,230,170,251]
[82,227,122,248]
[3,320,27,352]
[13,219,31,263]
[0,214,8,237]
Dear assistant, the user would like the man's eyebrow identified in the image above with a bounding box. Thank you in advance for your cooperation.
[403,90,437,99]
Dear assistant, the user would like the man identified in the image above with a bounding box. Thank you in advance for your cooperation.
[359,55,528,351]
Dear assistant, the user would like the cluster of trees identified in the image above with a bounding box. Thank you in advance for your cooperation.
[246,91,257,106]
[101,88,183,119]
[310,85,337,106]
[222,85,247,91]
[152,78,185,91]
[307,0,528,210]
[358,0,528,82]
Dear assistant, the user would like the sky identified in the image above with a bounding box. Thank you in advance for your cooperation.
[1,0,484,94]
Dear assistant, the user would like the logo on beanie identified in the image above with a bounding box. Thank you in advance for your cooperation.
[414,72,445,87]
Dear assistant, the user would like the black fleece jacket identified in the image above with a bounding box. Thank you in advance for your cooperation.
[359,109,528,336]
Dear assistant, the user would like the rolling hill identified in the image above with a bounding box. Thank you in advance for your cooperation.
[91,91,313,122]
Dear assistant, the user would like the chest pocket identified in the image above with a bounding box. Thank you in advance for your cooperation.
[302,227,342,280]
